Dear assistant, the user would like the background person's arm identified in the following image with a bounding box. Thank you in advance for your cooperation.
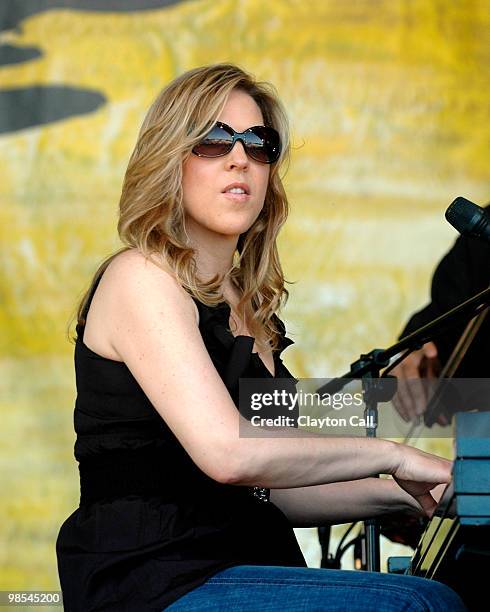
[393,226,490,421]
[400,232,488,361]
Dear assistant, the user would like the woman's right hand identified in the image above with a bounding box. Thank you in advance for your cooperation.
[392,443,452,517]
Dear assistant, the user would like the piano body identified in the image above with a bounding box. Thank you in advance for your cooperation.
[407,412,490,610]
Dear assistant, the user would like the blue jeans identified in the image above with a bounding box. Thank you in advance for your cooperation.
[166,565,466,611]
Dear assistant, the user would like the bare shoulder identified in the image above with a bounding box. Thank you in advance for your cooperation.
[112,248,190,297]
[106,248,177,289]
[83,249,199,360]
[106,249,199,323]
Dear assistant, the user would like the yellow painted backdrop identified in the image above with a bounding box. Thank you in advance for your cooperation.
[1,0,489,599]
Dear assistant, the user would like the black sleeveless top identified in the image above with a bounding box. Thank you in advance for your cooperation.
[56,279,306,611]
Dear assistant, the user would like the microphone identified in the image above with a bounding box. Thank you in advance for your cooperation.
[445,197,490,244]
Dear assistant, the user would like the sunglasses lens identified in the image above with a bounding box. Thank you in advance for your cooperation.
[245,127,281,163]
[193,124,281,163]
[192,125,232,157]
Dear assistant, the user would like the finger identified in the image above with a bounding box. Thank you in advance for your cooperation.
[422,355,441,380]
[430,482,448,505]
[422,343,440,380]
[415,492,438,518]
[423,342,438,359]
[392,350,428,421]
[424,358,438,379]
[400,374,427,421]
[437,413,449,426]
[398,360,424,420]
[394,377,411,422]
[408,377,428,417]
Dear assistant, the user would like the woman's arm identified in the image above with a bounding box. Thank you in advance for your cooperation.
[100,250,451,513]
[270,478,443,526]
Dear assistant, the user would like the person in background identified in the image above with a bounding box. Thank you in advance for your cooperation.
[392,219,490,423]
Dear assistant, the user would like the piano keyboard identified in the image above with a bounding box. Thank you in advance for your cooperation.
[407,412,490,610]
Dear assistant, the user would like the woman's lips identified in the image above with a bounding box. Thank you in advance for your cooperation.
[222,192,251,202]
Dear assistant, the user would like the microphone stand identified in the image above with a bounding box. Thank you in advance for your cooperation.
[316,285,490,572]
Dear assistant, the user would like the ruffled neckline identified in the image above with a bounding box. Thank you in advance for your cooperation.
[195,298,294,353]
[192,298,294,391]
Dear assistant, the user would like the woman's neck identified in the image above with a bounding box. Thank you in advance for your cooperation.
[187,227,239,289]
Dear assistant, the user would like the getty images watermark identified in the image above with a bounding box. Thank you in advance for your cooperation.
[249,387,373,429]
[238,378,490,438]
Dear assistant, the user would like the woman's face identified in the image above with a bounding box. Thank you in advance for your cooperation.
[182,89,270,242]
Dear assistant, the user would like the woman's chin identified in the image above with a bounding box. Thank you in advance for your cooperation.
[205,220,256,238]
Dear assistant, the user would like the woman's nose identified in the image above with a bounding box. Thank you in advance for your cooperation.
[226,140,249,169]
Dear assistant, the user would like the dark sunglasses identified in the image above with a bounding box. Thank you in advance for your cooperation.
[192,121,281,164]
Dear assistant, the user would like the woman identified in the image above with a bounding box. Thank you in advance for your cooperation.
[56,64,465,611]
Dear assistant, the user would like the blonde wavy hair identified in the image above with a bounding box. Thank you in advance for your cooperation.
[75,63,292,352]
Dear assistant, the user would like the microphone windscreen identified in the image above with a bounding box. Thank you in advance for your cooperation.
[445,196,484,236]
